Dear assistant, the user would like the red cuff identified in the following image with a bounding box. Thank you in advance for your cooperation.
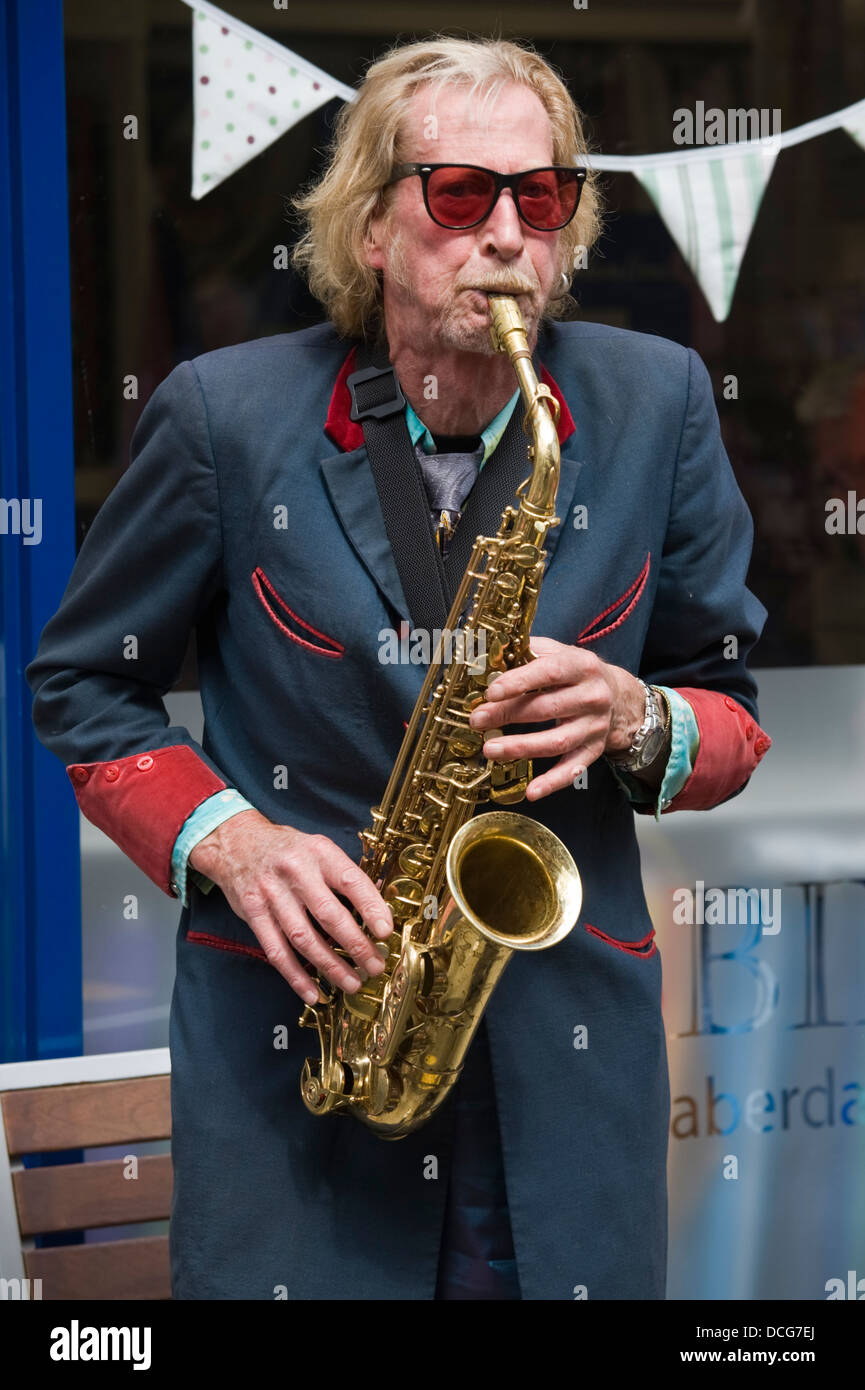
[66,746,227,896]
[666,688,771,812]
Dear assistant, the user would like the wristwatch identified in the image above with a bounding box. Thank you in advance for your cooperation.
[606,681,671,773]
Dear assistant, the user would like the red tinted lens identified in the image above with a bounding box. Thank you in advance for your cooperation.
[426,167,496,226]
[516,169,579,228]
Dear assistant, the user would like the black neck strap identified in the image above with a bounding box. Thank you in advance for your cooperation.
[347,336,536,635]
[349,338,451,634]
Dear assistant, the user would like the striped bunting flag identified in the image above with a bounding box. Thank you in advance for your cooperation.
[633,144,778,322]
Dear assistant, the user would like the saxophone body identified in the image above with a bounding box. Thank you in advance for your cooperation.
[299,295,582,1139]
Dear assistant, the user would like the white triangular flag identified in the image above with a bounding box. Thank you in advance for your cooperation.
[841,98,865,153]
[180,0,356,199]
[633,144,778,322]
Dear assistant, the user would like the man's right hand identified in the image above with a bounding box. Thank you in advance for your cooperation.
[188,809,394,1006]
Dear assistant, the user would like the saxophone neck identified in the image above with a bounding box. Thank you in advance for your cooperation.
[487,294,561,522]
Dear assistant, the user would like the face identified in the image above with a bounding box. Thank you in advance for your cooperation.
[365,82,566,354]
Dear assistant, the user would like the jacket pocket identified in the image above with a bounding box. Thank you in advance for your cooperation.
[187,929,268,962]
[584,922,657,959]
[577,552,651,645]
[251,566,344,658]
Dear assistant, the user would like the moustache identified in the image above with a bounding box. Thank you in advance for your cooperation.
[455,272,540,297]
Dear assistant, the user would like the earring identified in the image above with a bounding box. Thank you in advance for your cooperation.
[551,270,572,301]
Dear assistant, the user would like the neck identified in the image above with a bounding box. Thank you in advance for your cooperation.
[381,305,534,436]
[392,346,517,434]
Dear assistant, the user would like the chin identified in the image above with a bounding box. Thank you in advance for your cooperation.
[439,319,498,356]
[429,304,494,355]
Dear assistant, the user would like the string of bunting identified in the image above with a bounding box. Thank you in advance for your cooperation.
[179,0,865,321]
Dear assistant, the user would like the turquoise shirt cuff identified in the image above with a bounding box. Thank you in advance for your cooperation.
[170,788,255,907]
[608,686,700,821]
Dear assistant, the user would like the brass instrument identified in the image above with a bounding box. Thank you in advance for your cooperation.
[299,294,582,1138]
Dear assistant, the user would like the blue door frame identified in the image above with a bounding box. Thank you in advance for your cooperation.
[1,0,83,1062]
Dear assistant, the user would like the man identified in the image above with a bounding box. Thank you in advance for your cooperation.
[27,36,770,1300]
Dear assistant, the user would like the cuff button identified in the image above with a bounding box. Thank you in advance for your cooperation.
[71,767,90,784]
[754,734,771,756]
[105,765,119,781]
[136,755,154,771]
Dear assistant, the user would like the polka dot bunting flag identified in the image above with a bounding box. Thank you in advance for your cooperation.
[182,0,356,199]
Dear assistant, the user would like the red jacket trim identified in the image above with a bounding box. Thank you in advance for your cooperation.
[66,746,228,897]
[539,365,577,445]
[252,566,345,657]
[666,689,772,812]
[324,347,576,452]
[578,553,651,644]
[187,931,268,962]
[584,923,657,958]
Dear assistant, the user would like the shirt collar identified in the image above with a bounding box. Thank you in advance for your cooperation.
[324,345,576,454]
[405,391,520,468]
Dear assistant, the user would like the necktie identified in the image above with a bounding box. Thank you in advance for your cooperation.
[413,443,484,558]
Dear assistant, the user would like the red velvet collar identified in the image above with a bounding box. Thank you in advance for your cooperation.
[324,346,576,453]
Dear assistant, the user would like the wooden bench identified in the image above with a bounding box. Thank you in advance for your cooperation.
[0,1048,171,1300]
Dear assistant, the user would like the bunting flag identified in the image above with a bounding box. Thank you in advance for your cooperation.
[842,102,865,153]
[175,1,865,321]
[585,97,865,320]
[179,0,355,199]
[611,144,778,322]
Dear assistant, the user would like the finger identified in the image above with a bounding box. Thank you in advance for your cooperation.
[471,685,584,730]
[481,716,593,764]
[482,647,588,704]
[244,915,325,1005]
[265,890,367,994]
[298,871,390,977]
[317,843,395,940]
[525,746,606,800]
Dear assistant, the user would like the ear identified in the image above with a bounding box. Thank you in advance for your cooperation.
[363,233,386,273]
[362,197,388,272]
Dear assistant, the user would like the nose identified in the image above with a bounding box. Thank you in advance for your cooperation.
[479,187,525,260]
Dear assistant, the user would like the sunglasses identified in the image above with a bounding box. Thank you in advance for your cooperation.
[386,163,586,231]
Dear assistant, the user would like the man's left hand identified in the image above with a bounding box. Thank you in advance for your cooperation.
[468,635,646,801]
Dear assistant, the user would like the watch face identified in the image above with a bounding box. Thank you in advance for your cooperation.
[634,723,667,768]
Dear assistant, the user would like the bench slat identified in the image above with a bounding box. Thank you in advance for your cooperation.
[24,1235,170,1300]
[1,1076,170,1155]
[13,1153,173,1235]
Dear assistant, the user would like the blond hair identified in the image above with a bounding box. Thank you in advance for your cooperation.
[291,36,604,338]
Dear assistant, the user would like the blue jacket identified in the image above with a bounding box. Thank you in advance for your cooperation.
[26,318,770,1299]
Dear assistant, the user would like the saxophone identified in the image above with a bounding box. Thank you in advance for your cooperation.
[299,294,582,1138]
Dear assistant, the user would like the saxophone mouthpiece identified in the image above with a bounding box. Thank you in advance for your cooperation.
[487,292,525,355]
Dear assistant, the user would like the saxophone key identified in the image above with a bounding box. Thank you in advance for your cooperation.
[447,728,484,759]
[398,843,433,876]
[489,757,532,804]
[383,875,424,921]
[513,542,540,568]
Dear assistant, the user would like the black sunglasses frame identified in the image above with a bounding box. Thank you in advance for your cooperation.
[386,163,587,231]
